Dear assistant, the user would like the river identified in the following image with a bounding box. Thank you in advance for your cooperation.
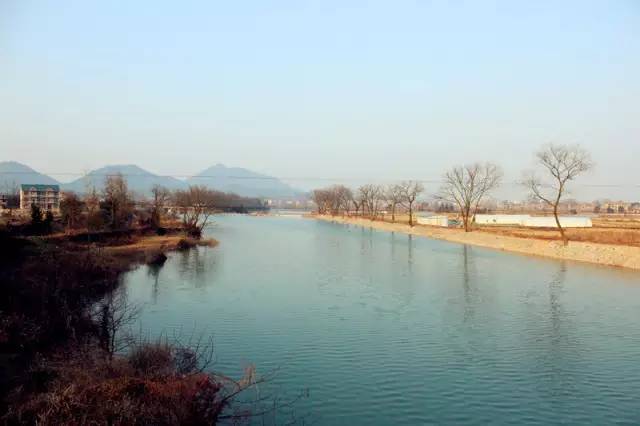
[122,214,640,424]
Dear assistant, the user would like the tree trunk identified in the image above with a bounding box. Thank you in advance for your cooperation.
[554,204,568,246]
[392,204,396,222]
[464,206,471,232]
[408,203,413,227]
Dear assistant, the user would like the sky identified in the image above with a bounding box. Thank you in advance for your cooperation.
[1,0,639,200]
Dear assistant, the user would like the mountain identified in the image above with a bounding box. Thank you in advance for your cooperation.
[63,165,187,195]
[186,164,300,198]
[0,161,59,191]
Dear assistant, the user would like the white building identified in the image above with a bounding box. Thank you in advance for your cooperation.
[475,214,592,228]
[20,184,61,212]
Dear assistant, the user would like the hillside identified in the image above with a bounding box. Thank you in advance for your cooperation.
[186,164,300,198]
[0,161,59,190]
[63,165,187,195]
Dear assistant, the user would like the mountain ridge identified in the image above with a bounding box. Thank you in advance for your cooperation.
[0,161,301,198]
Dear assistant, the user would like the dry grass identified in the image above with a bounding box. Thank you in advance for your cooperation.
[4,344,245,425]
[477,226,640,247]
[325,213,640,247]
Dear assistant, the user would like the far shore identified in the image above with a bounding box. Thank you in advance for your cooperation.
[311,214,640,271]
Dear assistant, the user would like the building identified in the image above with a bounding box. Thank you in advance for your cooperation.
[20,184,61,212]
[475,214,592,228]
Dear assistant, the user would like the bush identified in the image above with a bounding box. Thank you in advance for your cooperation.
[3,342,264,425]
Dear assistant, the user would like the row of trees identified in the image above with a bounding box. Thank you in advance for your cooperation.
[312,144,593,245]
[312,180,425,226]
[57,174,265,237]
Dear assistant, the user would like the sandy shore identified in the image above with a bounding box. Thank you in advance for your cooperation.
[312,215,640,271]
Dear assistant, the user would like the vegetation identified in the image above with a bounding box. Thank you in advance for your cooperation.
[310,145,596,237]
[0,175,280,423]
[439,163,502,232]
[524,144,593,245]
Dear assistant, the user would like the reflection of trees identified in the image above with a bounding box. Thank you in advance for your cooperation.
[147,263,164,304]
[461,245,477,323]
[407,234,414,270]
[177,247,215,289]
[548,261,568,352]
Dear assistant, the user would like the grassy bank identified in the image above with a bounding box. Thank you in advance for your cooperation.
[312,214,640,271]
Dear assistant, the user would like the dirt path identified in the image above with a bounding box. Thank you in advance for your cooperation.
[312,215,640,271]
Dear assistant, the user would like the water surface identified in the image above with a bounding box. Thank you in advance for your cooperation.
[123,215,640,424]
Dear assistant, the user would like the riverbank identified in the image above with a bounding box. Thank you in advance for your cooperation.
[0,229,220,420]
[312,215,640,270]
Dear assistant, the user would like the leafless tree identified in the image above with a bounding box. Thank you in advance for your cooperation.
[358,184,384,219]
[440,163,502,232]
[59,191,84,232]
[84,186,103,232]
[174,185,219,237]
[332,185,353,216]
[103,173,133,230]
[398,181,424,226]
[92,288,141,358]
[150,184,171,228]
[385,184,404,222]
[524,144,593,245]
[311,185,353,216]
[311,188,332,214]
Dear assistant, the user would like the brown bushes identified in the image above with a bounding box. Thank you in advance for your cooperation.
[4,343,244,425]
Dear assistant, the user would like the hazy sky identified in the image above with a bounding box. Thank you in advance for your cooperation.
[1,1,639,199]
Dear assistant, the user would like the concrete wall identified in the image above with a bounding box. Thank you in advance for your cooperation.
[417,215,449,227]
[523,216,592,228]
[475,214,592,228]
[475,214,530,226]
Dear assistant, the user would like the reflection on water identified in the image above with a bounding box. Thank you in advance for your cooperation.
[123,215,640,425]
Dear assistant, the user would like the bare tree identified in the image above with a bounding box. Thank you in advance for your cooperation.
[103,173,133,230]
[150,184,171,228]
[59,191,84,232]
[312,185,354,216]
[174,185,219,237]
[311,188,332,214]
[92,288,141,358]
[398,181,424,226]
[84,186,103,232]
[333,185,353,216]
[358,184,384,219]
[385,184,404,222]
[524,144,593,245]
[440,163,502,232]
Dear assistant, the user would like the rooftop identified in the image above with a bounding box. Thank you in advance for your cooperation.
[20,184,60,192]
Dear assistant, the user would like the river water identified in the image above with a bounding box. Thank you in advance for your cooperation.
[122,215,640,424]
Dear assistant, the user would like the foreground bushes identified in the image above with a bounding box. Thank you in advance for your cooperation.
[6,343,257,425]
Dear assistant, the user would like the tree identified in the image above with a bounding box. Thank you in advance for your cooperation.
[150,185,171,228]
[312,189,332,214]
[102,174,133,230]
[440,163,502,232]
[332,185,353,216]
[385,184,404,222]
[30,204,43,227]
[85,187,103,232]
[524,144,593,245]
[174,185,219,237]
[44,210,54,234]
[358,184,384,219]
[311,185,353,216]
[60,192,84,232]
[398,181,424,226]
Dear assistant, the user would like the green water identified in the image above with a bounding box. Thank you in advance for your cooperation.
[123,215,640,424]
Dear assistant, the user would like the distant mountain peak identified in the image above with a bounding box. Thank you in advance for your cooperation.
[187,164,300,198]
[0,161,59,189]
